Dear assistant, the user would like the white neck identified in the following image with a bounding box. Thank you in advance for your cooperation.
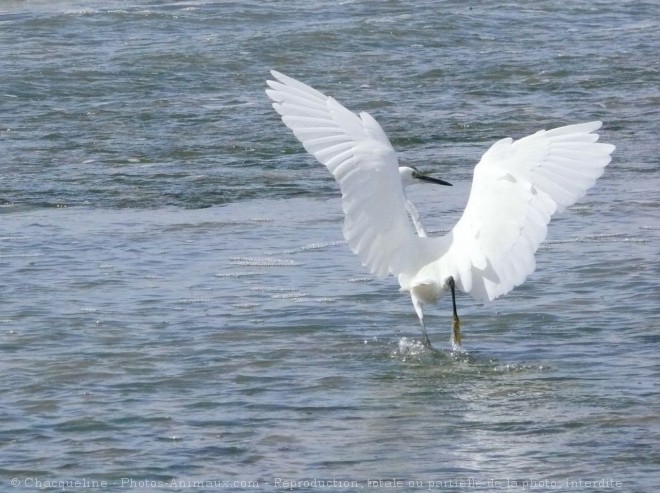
[405,198,427,237]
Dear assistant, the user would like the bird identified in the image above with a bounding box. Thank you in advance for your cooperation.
[265,70,615,349]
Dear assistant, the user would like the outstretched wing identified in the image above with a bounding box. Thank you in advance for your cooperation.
[266,70,428,278]
[427,122,615,302]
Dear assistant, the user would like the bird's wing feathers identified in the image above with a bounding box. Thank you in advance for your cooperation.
[266,70,425,278]
[267,72,615,305]
[431,122,615,302]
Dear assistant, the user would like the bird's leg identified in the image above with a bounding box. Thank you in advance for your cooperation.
[447,277,462,347]
[411,296,432,348]
[421,319,432,349]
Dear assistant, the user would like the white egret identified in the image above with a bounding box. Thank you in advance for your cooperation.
[266,70,615,349]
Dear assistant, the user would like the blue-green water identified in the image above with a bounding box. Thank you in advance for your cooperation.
[1,1,658,492]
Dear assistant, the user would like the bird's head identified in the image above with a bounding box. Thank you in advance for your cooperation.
[399,166,452,188]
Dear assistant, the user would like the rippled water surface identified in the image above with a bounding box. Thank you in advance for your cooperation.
[1,1,659,492]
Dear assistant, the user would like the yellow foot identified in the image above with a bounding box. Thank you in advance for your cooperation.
[451,315,462,347]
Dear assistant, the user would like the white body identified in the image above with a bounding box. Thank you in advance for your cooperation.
[266,71,615,338]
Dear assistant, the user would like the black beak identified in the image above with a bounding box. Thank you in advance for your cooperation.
[415,173,452,187]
